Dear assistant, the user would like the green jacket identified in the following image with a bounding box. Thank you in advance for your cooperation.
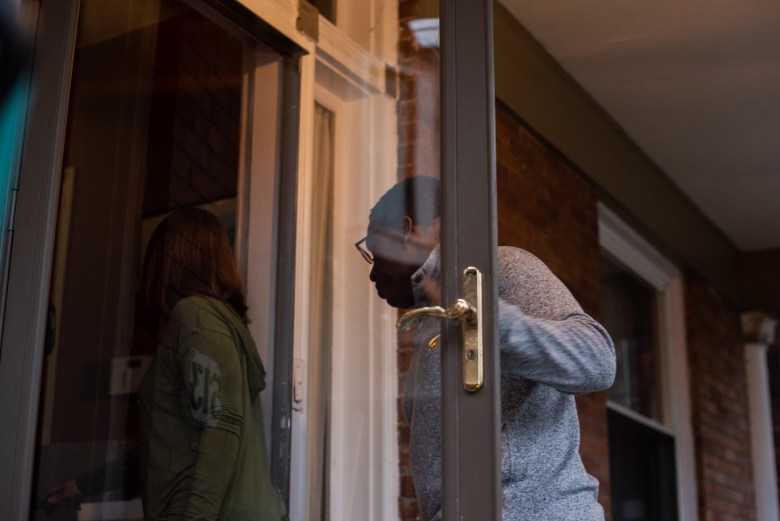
[138,295,286,521]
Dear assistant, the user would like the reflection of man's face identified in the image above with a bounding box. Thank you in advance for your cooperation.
[366,222,423,309]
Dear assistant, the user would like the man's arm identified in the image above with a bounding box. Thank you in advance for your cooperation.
[496,247,616,394]
[498,302,615,394]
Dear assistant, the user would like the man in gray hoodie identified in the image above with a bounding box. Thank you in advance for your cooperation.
[356,176,616,520]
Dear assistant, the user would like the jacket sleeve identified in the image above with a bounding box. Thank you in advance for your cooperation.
[498,299,616,394]
[172,302,244,521]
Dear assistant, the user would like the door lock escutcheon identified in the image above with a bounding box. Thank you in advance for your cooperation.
[397,267,484,392]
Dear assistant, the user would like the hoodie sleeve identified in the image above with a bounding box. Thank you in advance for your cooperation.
[498,302,615,393]
[496,247,616,394]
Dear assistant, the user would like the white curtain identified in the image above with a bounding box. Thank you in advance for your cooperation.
[308,103,335,521]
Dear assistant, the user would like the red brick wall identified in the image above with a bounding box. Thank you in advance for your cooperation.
[495,102,612,519]
[397,0,439,181]
[397,2,440,518]
[685,276,756,521]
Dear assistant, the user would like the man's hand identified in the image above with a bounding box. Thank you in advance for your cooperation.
[43,479,82,514]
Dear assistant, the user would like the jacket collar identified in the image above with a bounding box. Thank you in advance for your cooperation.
[411,245,440,308]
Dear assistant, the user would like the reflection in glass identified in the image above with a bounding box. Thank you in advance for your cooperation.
[29,1,274,519]
[608,409,678,521]
[135,208,284,520]
[602,253,662,421]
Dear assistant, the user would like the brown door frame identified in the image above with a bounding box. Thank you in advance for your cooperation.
[440,0,502,519]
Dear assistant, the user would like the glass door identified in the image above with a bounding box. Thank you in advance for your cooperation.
[0,0,301,519]
[1,0,506,520]
[292,0,501,519]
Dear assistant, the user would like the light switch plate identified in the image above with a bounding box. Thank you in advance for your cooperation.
[109,356,153,396]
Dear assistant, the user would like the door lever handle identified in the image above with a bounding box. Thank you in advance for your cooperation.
[396,267,484,392]
[396,298,475,331]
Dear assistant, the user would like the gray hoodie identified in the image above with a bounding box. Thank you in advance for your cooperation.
[404,246,616,521]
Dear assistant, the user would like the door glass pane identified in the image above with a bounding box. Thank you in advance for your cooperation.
[292,1,443,520]
[31,1,286,519]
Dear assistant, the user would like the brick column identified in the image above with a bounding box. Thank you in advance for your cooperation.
[686,277,756,520]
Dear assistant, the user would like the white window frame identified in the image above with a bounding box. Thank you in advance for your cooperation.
[598,203,698,521]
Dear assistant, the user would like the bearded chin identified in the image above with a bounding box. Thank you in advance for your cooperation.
[386,274,416,309]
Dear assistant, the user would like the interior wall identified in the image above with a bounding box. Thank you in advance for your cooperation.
[48,9,244,446]
[50,24,157,444]
[144,13,242,216]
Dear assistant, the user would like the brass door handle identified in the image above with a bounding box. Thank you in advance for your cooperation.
[396,298,475,331]
[396,267,484,392]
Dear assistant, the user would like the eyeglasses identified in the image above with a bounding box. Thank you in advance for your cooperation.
[354,236,374,264]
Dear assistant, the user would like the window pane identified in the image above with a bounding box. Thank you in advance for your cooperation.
[602,252,662,421]
[608,409,678,521]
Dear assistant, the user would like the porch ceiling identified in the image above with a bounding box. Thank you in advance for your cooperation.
[500,0,780,253]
